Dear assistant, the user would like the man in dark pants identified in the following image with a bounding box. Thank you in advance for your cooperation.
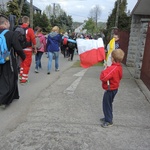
[0,15,26,108]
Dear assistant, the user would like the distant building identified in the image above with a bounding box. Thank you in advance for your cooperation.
[74,22,87,34]
[25,0,41,14]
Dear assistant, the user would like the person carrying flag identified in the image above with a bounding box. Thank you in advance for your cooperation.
[105,34,120,67]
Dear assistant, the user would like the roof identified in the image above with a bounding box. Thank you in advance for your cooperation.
[25,1,41,11]
[132,0,150,15]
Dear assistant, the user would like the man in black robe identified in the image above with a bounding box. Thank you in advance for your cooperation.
[0,14,26,108]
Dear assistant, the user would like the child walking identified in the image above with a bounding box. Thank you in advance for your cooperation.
[100,49,125,128]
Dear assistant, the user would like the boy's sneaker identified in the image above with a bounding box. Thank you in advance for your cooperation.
[47,72,50,75]
[101,122,113,128]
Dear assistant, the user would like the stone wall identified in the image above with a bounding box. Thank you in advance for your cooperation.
[126,15,150,78]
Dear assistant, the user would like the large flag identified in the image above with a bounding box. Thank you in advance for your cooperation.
[76,38,105,68]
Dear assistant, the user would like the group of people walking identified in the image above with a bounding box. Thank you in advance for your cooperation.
[0,14,125,130]
[0,14,77,108]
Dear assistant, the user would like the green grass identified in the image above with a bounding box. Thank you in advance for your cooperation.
[72,60,104,67]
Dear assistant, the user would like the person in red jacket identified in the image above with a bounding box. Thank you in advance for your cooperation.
[100,49,124,128]
[19,16,37,83]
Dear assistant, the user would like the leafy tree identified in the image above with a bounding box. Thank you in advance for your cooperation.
[33,12,51,33]
[44,3,64,19]
[18,0,30,17]
[44,3,73,32]
[6,0,19,18]
[44,5,53,19]
[54,4,64,18]
[6,0,29,25]
[106,0,131,41]
[49,11,73,33]
[83,18,96,35]
[56,12,73,31]
[89,5,101,28]
[118,13,131,30]
[18,0,24,17]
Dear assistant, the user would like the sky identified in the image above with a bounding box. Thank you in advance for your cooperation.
[31,0,138,23]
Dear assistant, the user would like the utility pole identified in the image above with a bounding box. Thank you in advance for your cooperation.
[30,0,33,28]
[115,0,120,28]
[53,3,56,18]
[19,0,25,19]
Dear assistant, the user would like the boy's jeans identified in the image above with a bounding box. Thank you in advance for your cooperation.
[47,51,59,72]
[102,89,118,123]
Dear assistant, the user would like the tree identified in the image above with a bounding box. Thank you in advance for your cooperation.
[33,12,50,32]
[89,5,101,29]
[7,0,19,17]
[19,0,30,17]
[7,0,30,25]
[18,0,25,18]
[44,5,53,19]
[44,3,64,19]
[53,3,64,18]
[45,4,73,33]
[83,18,96,35]
[106,0,131,40]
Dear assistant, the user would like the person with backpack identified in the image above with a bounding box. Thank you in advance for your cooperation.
[61,32,69,58]
[18,16,37,83]
[46,26,62,74]
[34,27,46,73]
[67,32,77,61]
[0,14,26,108]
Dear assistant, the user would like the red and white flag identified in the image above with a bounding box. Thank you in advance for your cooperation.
[76,38,105,68]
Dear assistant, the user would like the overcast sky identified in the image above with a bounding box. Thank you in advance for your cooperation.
[31,0,138,22]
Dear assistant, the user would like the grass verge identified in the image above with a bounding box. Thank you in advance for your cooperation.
[72,60,104,67]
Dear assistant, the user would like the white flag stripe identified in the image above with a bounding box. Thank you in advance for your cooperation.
[76,38,104,55]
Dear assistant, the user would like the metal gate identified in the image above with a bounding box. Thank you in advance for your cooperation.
[118,30,130,65]
[141,22,150,91]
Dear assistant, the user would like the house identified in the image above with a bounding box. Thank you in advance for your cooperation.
[25,0,41,14]
[126,0,150,90]
[74,22,87,34]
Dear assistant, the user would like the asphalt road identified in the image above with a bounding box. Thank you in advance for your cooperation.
[0,52,78,137]
[0,52,150,150]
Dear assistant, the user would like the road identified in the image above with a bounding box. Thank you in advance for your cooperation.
[0,52,150,150]
[0,53,79,137]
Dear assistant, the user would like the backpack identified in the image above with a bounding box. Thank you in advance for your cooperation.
[35,36,42,50]
[15,26,32,49]
[68,42,76,49]
[0,30,10,64]
[63,37,68,45]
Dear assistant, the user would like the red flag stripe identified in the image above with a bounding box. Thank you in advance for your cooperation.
[79,47,105,68]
